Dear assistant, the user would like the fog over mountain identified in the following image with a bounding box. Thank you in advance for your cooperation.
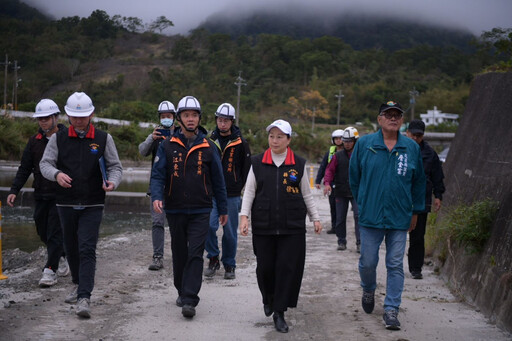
[23,0,512,36]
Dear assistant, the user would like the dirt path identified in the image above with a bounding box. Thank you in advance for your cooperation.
[0,190,510,340]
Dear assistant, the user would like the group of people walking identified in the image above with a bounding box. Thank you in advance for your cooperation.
[7,94,444,333]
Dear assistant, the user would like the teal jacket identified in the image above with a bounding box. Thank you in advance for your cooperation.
[349,130,426,230]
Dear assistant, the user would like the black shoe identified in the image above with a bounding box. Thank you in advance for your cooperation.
[411,271,423,280]
[176,296,183,307]
[361,290,375,314]
[182,304,196,318]
[383,310,401,330]
[273,311,289,333]
[204,257,220,277]
[326,229,336,234]
[224,266,236,279]
[263,304,273,317]
[337,243,347,251]
[148,256,163,271]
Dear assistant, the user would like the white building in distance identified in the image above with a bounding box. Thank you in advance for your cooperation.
[420,106,459,126]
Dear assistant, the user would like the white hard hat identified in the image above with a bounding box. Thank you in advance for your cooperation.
[34,99,60,118]
[331,129,344,144]
[343,126,359,140]
[177,96,201,115]
[266,119,292,136]
[158,100,176,114]
[64,92,95,117]
[215,103,236,119]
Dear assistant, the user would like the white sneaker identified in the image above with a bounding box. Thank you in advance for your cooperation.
[65,285,78,304]
[76,298,91,318]
[56,257,70,277]
[39,268,57,287]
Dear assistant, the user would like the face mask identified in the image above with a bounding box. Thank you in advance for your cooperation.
[160,118,174,128]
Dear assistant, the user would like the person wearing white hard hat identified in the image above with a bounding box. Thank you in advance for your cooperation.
[239,119,322,333]
[7,99,69,288]
[40,91,123,319]
[138,100,176,271]
[204,103,251,280]
[323,126,361,252]
[150,96,228,319]
[315,128,344,234]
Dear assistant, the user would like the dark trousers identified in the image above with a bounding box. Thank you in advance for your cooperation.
[33,199,64,271]
[57,206,103,299]
[408,212,428,273]
[334,196,360,246]
[167,213,210,307]
[328,192,336,230]
[252,233,306,312]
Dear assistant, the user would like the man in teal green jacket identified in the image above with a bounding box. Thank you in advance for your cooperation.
[349,101,426,331]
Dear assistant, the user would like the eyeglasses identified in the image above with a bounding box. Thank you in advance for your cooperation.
[379,111,403,120]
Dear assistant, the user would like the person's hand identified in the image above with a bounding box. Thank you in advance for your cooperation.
[408,214,418,232]
[56,172,72,188]
[433,198,442,212]
[315,184,321,189]
[323,184,332,196]
[153,200,163,214]
[240,215,249,236]
[314,221,322,234]
[102,180,115,192]
[152,128,164,141]
[6,194,16,207]
[219,214,228,226]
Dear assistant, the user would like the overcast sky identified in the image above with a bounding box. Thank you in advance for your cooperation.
[25,0,512,36]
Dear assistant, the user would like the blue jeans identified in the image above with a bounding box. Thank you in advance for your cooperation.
[359,226,407,311]
[205,197,240,268]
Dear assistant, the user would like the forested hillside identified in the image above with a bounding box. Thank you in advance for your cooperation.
[0,0,509,161]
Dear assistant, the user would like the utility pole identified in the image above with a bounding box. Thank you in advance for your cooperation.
[334,89,344,126]
[409,87,419,121]
[13,60,21,111]
[2,54,10,111]
[234,71,246,126]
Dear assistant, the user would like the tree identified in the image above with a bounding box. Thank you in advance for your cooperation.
[288,89,329,132]
[147,16,174,34]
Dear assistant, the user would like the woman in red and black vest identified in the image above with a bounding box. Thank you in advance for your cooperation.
[240,119,322,333]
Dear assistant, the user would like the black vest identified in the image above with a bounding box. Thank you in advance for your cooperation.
[332,150,352,197]
[251,149,307,235]
[162,135,216,211]
[55,126,107,205]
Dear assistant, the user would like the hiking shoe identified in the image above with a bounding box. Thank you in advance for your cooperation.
[182,304,196,318]
[337,243,347,251]
[411,271,423,280]
[76,298,91,318]
[326,229,336,234]
[356,244,361,253]
[148,256,164,271]
[57,257,70,277]
[39,268,57,287]
[204,257,220,277]
[383,310,401,330]
[65,285,79,304]
[361,290,375,314]
[224,266,236,280]
[176,296,184,307]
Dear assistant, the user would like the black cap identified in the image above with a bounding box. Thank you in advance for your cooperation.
[379,101,404,114]
[408,119,425,134]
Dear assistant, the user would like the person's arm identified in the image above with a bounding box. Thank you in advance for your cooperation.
[138,133,155,157]
[9,140,34,196]
[349,142,362,201]
[315,152,329,187]
[150,143,167,213]
[300,166,322,234]
[411,147,427,214]
[240,139,252,185]
[240,166,256,236]
[211,147,228,217]
[103,134,123,191]
[323,154,337,195]
[431,153,445,212]
[40,134,60,181]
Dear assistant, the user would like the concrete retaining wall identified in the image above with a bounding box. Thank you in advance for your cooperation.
[438,72,512,332]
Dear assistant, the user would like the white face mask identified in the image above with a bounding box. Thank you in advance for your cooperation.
[160,118,174,128]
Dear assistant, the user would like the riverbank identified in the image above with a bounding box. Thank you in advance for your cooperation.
[0,190,510,340]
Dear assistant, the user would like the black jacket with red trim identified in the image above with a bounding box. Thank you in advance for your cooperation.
[209,125,251,197]
[250,147,308,235]
[9,124,66,200]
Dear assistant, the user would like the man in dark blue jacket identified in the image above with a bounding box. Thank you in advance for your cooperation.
[151,96,228,319]
[406,119,445,280]
[204,103,251,280]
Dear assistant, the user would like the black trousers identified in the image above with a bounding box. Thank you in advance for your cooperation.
[33,199,64,271]
[167,213,210,307]
[328,192,336,230]
[408,212,428,273]
[252,233,306,312]
[57,206,103,299]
